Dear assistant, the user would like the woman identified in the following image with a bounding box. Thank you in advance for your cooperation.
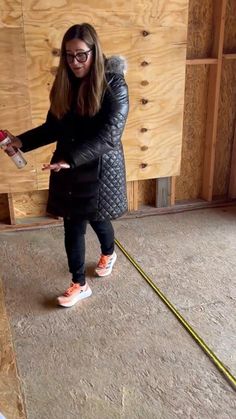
[5,23,129,307]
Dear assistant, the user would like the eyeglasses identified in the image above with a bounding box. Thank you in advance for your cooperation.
[65,49,92,64]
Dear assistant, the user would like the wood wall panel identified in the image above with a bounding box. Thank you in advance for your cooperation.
[186,0,213,59]
[176,65,209,201]
[0,1,22,12]
[0,11,22,27]
[224,0,236,53]
[0,24,31,132]
[0,0,189,209]
[12,189,48,218]
[213,60,236,197]
[0,155,37,193]
[22,0,188,29]
[22,9,188,182]
[0,21,36,193]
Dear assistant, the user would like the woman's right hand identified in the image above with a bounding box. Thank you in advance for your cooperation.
[2,130,22,150]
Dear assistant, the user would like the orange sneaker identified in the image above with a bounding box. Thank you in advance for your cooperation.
[95,252,117,277]
[57,283,92,308]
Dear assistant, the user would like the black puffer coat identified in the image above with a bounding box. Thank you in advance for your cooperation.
[19,56,129,220]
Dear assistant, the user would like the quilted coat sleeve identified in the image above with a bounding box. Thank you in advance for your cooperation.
[18,111,60,152]
[66,74,129,169]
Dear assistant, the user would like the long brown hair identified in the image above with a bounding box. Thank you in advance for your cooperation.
[50,23,107,118]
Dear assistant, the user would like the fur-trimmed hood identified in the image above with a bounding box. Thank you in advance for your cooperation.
[105,56,127,74]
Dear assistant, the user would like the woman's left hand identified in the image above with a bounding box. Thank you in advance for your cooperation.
[42,161,70,172]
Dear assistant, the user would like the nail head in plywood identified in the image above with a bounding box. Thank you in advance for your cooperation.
[141,61,149,67]
[141,80,149,86]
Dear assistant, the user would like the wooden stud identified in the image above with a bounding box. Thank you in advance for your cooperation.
[201,0,227,201]
[133,180,139,211]
[170,177,176,206]
[127,181,139,211]
[7,193,16,225]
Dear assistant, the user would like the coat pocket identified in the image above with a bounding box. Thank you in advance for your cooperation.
[73,158,100,183]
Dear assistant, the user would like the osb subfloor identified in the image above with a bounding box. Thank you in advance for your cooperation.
[0,207,236,419]
[0,280,26,418]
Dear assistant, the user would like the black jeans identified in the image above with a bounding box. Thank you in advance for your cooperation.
[64,218,115,285]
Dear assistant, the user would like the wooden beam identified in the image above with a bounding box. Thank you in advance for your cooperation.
[229,125,236,199]
[222,54,236,60]
[186,58,218,65]
[201,0,227,201]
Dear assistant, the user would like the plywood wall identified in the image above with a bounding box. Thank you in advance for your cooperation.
[213,60,236,197]
[12,190,49,218]
[0,0,189,196]
[138,0,213,205]
[0,6,37,192]
[175,65,209,201]
[212,0,236,197]
[176,0,236,202]
[224,0,236,53]
[186,0,213,59]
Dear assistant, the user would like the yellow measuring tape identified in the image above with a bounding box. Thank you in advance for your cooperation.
[115,238,236,391]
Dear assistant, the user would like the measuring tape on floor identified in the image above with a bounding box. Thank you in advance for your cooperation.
[115,238,236,391]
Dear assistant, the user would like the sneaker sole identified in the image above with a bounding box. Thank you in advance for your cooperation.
[57,287,92,308]
[95,252,117,277]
